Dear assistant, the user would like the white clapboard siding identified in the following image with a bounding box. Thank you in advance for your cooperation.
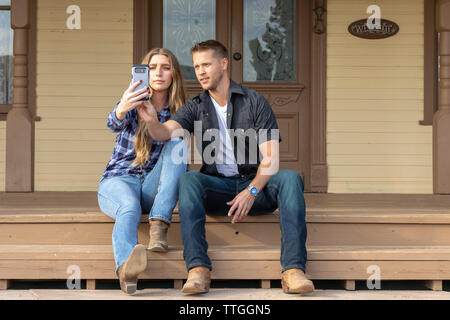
[35,0,133,191]
[327,0,432,193]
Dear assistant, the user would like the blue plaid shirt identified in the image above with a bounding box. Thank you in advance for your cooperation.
[101,102,171,180]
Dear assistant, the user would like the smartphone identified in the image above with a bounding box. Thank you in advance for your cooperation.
[131,64,150,100]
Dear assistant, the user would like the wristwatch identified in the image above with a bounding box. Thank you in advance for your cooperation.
[246,185,259,197]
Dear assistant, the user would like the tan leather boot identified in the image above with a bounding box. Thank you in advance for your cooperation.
[281,269,315,294]
[147,219,169,252]
[181,266,211,294]
[116,244,147,295]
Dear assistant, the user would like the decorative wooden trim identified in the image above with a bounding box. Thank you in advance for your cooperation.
[29,0,36,120]
[434,0,450,194]
[133,0,149,64]
[421,0,438,125]
[5,0,35,192]
[0,104,12,113]
[310,0,328,193]
[0,2,35,122]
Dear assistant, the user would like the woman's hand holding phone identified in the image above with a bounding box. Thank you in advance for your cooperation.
[115,80,151,120]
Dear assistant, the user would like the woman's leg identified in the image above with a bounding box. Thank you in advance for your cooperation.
[98,175,143,273]
[141,138,188,223]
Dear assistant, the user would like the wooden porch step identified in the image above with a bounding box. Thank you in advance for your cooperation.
[1,244,450,281]
[2,211,450,247]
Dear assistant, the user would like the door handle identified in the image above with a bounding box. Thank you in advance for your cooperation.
[233,52,242,61]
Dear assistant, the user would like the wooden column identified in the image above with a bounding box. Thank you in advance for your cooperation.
[5,0,34,192]
[434,0,450,194]
[310,0,328,192]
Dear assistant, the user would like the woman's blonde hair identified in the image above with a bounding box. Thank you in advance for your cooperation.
[132,48,186,167]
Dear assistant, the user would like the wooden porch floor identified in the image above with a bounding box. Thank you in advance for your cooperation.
[2,192,450,217]
[1,192,450,291]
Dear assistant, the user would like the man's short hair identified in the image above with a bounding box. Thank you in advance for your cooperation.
[190,40,228,60]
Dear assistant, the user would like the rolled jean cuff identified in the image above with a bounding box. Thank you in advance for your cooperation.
[186,261,212,272]
[149,214,172,224]
[281,264,306,274]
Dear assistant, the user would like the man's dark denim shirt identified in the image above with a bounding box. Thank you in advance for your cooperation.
[170,80,282,178]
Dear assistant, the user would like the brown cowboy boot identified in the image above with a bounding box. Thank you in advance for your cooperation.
[181,266,211,294]
[147,219,169,252]
[281,269,315,294]
[116,244,147,295]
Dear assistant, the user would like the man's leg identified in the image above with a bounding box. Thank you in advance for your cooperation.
[256,169,313,294]
[178,170,235,271]
[262,169,307,272]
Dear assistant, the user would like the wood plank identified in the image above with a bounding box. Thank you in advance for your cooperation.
[2,193,450,222]
[0,280,10,290]
[261,280,271,289]
[86,279,96,290]
[2,245,450,261]
[174,279,183,289]
[328,133,432,145]
[341,280,355,291]
[2,220,450,246]
[327,144,431,156]
[424,280,443,291]
[1,260,449,281]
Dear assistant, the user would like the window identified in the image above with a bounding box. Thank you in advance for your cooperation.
[0,0,13,117]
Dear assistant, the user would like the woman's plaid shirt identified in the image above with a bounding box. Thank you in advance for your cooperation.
[101,102,171,180]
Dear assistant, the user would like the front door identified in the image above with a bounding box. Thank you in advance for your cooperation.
[143,0,312,190]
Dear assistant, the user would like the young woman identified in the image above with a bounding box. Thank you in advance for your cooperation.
[98,48,187,295]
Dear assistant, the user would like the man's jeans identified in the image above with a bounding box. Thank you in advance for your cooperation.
[178,169,308,273]
[97,138,187,272]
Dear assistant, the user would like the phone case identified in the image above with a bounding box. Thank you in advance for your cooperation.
[131,64,150,100]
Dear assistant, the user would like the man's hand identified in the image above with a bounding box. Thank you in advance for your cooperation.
[227,190,256,224]
[136,100,158,124]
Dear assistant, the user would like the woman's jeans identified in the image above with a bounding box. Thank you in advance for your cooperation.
[178,169,308,274]
[98,139,187,272]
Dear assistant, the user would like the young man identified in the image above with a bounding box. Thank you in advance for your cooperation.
[137,40,314,295]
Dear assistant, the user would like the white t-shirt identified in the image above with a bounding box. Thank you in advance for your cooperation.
[210,96,239,177]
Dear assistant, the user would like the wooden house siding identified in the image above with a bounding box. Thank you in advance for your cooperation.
[0,123,5,191]
[327,0,432,193]
[35,0,133,191]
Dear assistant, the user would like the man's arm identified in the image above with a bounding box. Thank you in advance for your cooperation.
[136,102,182,141]
[227,139,280,223]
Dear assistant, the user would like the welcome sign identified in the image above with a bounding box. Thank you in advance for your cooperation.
[348,19,400,39]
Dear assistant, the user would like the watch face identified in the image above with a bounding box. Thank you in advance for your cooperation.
[250,187,258,196]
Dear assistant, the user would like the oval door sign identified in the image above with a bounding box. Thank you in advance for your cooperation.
[348,19,399,39]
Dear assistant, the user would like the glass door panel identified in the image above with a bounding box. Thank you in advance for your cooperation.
[163,0,216,81]
[243,0,296,82]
